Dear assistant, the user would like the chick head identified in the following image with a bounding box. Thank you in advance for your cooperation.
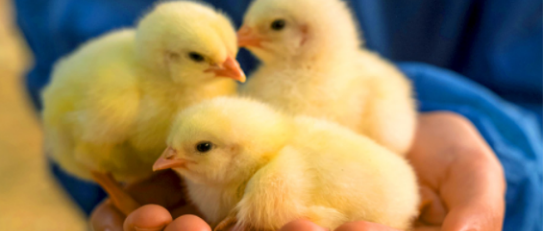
[239,0,360,63]
[136,1,246,84]
[153,97,292,185]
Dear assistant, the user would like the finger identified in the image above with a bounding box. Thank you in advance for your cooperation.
[441,142,505,230]
[90,200,125,231]
[440,146,505,231]
[418,186,446,225]
[163,215,211,231]
[279,220,327,231]
[335,221,400,231]
[124,204,173,231]
[407,113,463,188]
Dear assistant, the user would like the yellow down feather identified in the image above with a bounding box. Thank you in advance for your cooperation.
[240,0,417,155]
[42,1,240,182]
[164,97,419,230]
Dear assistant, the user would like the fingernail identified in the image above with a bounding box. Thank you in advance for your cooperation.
[134,225,166,231]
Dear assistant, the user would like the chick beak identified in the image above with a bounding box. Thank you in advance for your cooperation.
[153,147,187,171]
[237,26,263,48]
[205,56,246,83]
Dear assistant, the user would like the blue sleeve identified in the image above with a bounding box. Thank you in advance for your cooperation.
[399,62,543,231]
[352,0,542,115]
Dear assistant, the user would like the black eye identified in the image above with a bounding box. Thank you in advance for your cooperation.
[189,52,205,62]
[196,141,213,153]
[270,19,286,31]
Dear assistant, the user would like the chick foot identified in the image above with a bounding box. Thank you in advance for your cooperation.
[91,171,141,216]
[214,214,242,231]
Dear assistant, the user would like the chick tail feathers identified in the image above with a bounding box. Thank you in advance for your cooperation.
[44,127,95,181]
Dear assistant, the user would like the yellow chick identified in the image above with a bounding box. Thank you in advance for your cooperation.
[154,97,419,231]
[42,1,245,213]
[238,0,416,155]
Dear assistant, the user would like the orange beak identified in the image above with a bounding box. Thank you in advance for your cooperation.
[237,26,264,48]
[153,147,187,171]
[205,56,246,83]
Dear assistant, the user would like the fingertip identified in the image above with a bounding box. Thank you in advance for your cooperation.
[279,220,327,231]
[124,204,172,231]
[164,215,211,231]
[335,221,399,231]
[90,200,125,231]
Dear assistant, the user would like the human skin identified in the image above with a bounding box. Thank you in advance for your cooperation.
[90,112,506,231]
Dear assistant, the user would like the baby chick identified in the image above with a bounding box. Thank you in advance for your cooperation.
[238,0,416,155]
[42,1,244,214]
[154,97,420,231]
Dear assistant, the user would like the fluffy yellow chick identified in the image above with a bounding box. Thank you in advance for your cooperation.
[42,1,245,211]
[154,97,419,231]
[238,0,416,155]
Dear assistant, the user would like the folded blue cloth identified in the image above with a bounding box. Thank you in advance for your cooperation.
[14,0,542,230]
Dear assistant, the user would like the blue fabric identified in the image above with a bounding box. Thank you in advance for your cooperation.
[14,0,542,229]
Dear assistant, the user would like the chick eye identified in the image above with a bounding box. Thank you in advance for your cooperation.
[189,52,205,62]
[270,19,286,31]
[196,141,213,153]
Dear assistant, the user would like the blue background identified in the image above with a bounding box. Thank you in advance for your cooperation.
[13,0,542,230]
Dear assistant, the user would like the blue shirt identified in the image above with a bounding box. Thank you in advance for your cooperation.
[14,0,542,230]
